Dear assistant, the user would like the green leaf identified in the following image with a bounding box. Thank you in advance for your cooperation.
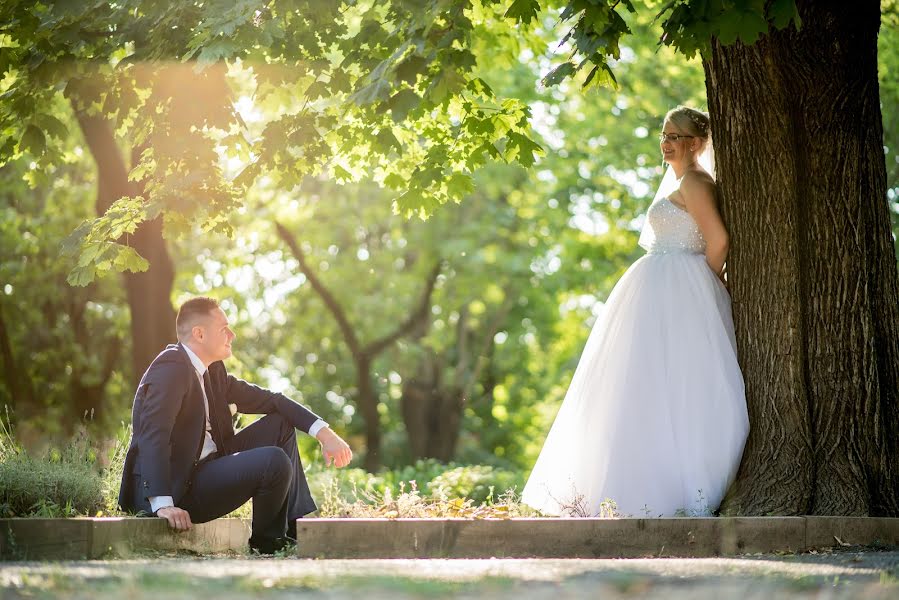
[395,55,429,85]
[375,128,401,152]
[384,173,406,189]
[34,114,67,140]
[542,62,576,87]
[195,40,237,69]
[506,132,543,168]
[426,70,466,104]
[387,89,421,121]
[737,10,770,45]
[767,0,801,30]
[350,77,392,106]
[113,246,150,273]
[304,80,330,100]
[583,63,618,90]
[67,265,96,287]
[717,12,743,46]
[504,0,540,25]
[20,125,45,156]
[393,187,438,218]
[446,172,474,200]
[334,165,353,183]
[466,77,495,99]
[60,221,93,258]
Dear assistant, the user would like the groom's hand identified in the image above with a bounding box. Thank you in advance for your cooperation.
[156,506,193,531]
[316,427,352,468]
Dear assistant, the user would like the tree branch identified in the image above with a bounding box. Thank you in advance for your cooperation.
[364,260,443,357]
[275,222,363,358]
[460,294,514,398]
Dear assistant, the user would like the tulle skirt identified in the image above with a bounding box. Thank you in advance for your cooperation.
[522,250,749,517]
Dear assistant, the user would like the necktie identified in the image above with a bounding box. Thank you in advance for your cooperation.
[202,371,218,445]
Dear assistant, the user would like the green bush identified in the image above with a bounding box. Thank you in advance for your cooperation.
[0,417,127,517]
[0,454,104,517]
[306,459,526,508]
[429,465,525,504]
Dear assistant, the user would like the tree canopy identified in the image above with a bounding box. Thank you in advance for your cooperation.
[1,0,808,284]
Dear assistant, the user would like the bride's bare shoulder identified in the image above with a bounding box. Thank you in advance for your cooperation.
[680,170,716,197]
[682,169,715,187]
[679,171,718,210]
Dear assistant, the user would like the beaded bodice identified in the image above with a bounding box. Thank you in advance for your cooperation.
[641,197,706,254]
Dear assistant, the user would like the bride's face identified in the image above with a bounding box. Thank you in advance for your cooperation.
[660,120,699,166]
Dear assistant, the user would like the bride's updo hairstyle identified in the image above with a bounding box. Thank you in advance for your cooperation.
[664,106,711,151]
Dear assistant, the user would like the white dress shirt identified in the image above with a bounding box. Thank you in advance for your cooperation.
[149,344,328,514]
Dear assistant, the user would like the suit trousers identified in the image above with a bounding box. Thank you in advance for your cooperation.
[179,413,317,545]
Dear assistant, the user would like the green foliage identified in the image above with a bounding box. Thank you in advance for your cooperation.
[61,197,151,286]
[524,1,802,88]
[0,416,127,517]
[307,458,530,517]
[0,0,546,282]
[0,103,132,431]
[880,1,899,257]
[429,464,525,503]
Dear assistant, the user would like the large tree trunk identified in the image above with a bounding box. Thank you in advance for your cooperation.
[73,110,176,386]
[355,356,382,472]
[400,353,464,461]
[705,0,899,515]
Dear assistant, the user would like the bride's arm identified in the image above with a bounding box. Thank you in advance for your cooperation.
[681,174,729,279]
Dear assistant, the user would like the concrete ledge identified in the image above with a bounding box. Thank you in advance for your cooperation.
[0,518,250,560]
[3,516,897,560]
[295,517,898,559]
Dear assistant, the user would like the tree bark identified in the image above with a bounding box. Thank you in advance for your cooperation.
[0,300,35,417]
[705,0,899,515]
[400,352,465,461]
[68,289,122,422]
[401,298,512,461]
[72,107,176,386]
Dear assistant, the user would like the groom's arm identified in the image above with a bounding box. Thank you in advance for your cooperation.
[137,360,192,498]
[223,372,324,434]
[223,369,352,466]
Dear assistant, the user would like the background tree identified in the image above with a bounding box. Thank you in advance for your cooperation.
[0,101,129,440]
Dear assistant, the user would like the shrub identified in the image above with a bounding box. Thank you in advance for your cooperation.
[429,465,526,504]
[306,459,532,517]
[0,416,127,517]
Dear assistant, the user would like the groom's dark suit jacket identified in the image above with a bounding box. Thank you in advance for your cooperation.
[118,343,322,514]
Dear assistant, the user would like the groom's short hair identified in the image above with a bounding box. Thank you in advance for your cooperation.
[176,296,220,342]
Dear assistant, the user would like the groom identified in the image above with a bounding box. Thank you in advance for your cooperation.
[118,296,352,553]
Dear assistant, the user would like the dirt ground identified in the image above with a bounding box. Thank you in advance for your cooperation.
[1,547,897,599]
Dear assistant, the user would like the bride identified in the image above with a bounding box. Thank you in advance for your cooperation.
[522,106,750,517]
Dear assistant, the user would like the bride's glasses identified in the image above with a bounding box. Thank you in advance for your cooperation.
[659,132,695,143]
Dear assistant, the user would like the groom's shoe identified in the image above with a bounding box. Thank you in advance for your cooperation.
[249,535,296,556]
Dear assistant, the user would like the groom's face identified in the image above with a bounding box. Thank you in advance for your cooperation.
[194,307,235,363]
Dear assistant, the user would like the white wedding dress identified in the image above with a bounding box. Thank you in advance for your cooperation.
[522,193,750,517]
